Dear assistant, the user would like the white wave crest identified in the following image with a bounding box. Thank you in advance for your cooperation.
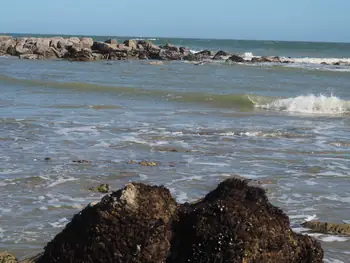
[286,57,350,65]
[255,94,350,114]
[242,52,255,60]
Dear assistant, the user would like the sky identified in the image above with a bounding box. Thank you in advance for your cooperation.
[1,0,350,43]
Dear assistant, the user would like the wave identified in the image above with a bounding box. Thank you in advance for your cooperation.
[240,52,350,66]
[254,94,350,114]
[1,75,349,115]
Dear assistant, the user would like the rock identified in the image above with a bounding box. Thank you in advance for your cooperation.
[163,43,179,52]
[19,54,42,60]
[0,36,16,53]
[251,56,281,63]
[49,37,64,49]
[179,47,191,56]
[92,41,117,54]
[67,37,81,48]
[105,38,118,45]
[302,221,350,236]
[139,161,158,166]
[36,183,177,263]
[88,184,110,193]
[80,37,94,49]
[194,50,212,60]
[159,49,183,60]
[34,178,323,263]
[138,40,160,51]
[14,38,32,55]
[69,48,96,61]
[72,159,92,164]
[212,50,229,60]
[117,44,132,51]
[169,178,323,263]
[183,52,197,61]
[320,62,328,65]
[33,38,57,58]
[0,252,18,263]
[226,54,245,63]
[124,39,138,50]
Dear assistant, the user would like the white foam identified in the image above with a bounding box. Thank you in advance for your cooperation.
[176,191,189,203]
[49,217,69,228]
[287,57,350,65]
[255,94,350,115]
[324,260,344,263]
[320,236,349,242]
[242,52,255,60]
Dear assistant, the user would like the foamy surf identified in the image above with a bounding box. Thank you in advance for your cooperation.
[254,94,350,115]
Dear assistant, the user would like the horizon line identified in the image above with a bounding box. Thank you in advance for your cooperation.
[1,31,350,45]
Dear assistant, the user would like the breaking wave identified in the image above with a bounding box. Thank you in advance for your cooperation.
[254,94,350,115]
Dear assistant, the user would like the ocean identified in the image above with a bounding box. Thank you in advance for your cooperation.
[1,34,350,262]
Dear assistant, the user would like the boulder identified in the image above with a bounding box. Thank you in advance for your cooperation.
[179,47,191,56]
[36,183,177,263]
[68,37,81,48]
[105,38,118,45]
[194,50,212,60]
[163,43,179,52]
[158,49,183,60]
[68,48,95,61]
[212,50,229,60]
[14,38,32,55]
[138,40,160,51]
[302,221,350,236]
[92,41,118,54]
[0,252,18,263]
[80,37,94,49]
[124,39,138,50]
[0,36,16,53]
[33,38,57,58]
[49,37,64,49]
[226,54,245,63]
[168,178,323,263]
[117,44,132,51]
[251,56,281,63]
[34,178,323,263]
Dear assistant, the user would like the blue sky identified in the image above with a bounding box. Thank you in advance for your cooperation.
[1,0,349,42]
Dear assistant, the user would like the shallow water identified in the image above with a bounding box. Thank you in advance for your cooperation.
[1,39,350,261]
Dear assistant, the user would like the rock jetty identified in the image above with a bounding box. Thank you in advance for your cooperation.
[3,178,324,263]
[0,35,291,64]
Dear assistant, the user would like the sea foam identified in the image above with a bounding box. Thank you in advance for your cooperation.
[254,94,350,115]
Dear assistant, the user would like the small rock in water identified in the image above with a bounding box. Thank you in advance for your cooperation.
[44,157,52,161]
[72,160,92,164]
[88,184,110,194]
[302,221,350,236]
[139,161,158,166]
[0,252,18,263]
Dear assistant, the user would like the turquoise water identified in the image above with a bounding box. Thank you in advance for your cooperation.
[1,35,350,262]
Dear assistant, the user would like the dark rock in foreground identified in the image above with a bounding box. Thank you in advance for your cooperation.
[32,178,323,263]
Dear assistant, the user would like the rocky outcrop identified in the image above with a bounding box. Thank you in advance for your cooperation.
[0,252,17,263]
[226,54,245,63]
[212,50,229,60]
[31,178,322,263]
[302,221,350,236]
[36,183,177,263]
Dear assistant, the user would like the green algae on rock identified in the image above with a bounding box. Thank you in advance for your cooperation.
[302,221,350,236]
[88,184,110,194]
[0,252,17,263]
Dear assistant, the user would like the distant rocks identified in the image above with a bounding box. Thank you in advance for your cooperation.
[226,54,245,63]
[1,35,333,67]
